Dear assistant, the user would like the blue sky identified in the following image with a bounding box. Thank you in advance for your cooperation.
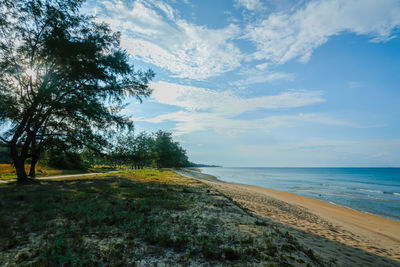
[84,0,400,167]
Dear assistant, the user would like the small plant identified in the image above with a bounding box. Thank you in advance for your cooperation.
[266,240,278,256]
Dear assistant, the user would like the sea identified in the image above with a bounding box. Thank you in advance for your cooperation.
[199,167,400,221]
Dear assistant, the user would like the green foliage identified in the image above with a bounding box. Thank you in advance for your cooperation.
[133,131,155,168]
[40,231,92,266]
[104,130,190,169]
[46,150,89,171]
[0,0,154,180]
[152,130,190,168]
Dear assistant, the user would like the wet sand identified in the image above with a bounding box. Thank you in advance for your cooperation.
[175,168,400,266]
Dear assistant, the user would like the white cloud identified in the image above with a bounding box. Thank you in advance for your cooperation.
[245,0,400,64]
[92,0,400,81]
[137,81,359,135]
[96,0,242,80]
[232,70,295,87]
[256,62,269,70]
[151,81,323,115]
[234,0,264,11]
[146,110,354,136]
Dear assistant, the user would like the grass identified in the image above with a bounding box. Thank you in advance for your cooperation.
[0,169,327,266]
[0,164,112,181]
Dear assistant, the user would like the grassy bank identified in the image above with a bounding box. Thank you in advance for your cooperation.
[0,169,328,266]
[0,164,113,181]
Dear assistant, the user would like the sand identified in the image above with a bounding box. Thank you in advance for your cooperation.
[175,168,400,266]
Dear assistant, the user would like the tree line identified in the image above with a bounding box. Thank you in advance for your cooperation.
[1,129,191,171]
[104,130,190,169]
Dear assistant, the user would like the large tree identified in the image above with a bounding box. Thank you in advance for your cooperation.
[0,0,154,182]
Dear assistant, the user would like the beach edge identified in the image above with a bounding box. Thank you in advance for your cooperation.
[174,167,400,263]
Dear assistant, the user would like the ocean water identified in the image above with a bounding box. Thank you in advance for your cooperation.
[199,167,400,221]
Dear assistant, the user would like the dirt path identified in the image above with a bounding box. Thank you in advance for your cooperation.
[0,171,118,183]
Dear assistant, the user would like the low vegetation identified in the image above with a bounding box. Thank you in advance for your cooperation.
[0,164,111,181]
[0,169,327,266]
[0,164,81,181]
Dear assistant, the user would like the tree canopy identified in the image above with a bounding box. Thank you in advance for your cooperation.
[152,131,189,168]
[107,130,190,169]
[0,0,154,182]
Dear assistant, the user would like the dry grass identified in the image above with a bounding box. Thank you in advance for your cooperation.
[0,164,108,181]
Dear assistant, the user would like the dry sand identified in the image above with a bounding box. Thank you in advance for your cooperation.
[175,168,400,266]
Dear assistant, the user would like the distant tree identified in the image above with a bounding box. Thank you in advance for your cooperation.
[109,129,135,168]
[0,0,154,182]
[132,132,154,169]
[152,130,189,168]
[173,145,190,167]
[108,130,153,169]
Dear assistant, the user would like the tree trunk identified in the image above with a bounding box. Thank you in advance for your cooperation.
[15,159,29,182]
[29,155,38,178]
[10,143,29,183]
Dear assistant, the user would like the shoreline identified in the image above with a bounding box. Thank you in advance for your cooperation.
[175,168,400,264]
[178,167,400,223]
[177,168,400,222]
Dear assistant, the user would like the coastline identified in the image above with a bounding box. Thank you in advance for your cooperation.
[175,168,400,264]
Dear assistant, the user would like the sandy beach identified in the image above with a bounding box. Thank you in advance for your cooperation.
[176,168,400,266]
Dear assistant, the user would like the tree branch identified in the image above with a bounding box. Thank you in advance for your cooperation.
[0,136,10,144]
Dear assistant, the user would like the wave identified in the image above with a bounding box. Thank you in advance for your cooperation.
[359,189,400,196]
[320,185,400,196]
[359,189,384,194]
[321,184,348,190]
[292,185,400,198]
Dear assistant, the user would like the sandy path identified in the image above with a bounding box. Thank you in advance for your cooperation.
[176,169,400,266]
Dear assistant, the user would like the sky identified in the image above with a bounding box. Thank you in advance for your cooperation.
[83,0,400,167]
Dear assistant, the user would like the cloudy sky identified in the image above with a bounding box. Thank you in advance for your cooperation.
[84,0,400,167]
